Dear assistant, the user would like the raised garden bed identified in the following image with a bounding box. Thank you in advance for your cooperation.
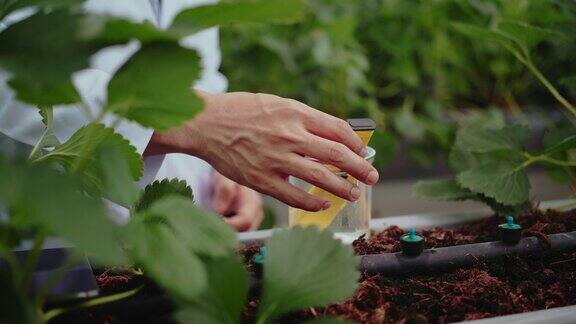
[45,207,576,323]
[240,208,576,323]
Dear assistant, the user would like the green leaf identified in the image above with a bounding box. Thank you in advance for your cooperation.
[452,22,525,57]
[543,127,576,150]
[449,123,527,173]
[29,106,60,160]
[456,161,530,205]
[392,107,426,140]
[171,0,307,36]
[98,145,139,206]
[542,128,576,184]
[559,76,576,90]
[0,273,39,324]
[0,157,126,265]
[259,227,359,321]
[543,134,576,156]
[106,42,203,130]
[476,194,530,216]
[464,109,506,129]
[37,106,60,147]
[448,144,478,172]
[545,167,572,184]
[145,197,237,258]
[0,224,22,248]
[123,214,207,301]
[0,10,96,104]
[82,17,178,44]
[6,78,80,106]
[413,179,475,201]
[0,0,84,20]
[176,256,248,324]
[455,124,529,153]
[497,20,561,49]
[134,178,193,212]
[412,178,528,215]
[38,124,143,192]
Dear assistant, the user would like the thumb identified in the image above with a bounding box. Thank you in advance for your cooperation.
[212,175,239,214]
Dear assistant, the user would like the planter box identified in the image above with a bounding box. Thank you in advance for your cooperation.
[238,199,576,322]
[44,200,576,323]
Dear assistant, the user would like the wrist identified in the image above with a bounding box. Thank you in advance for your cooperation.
[144,121,206,156]
[143,92,214,157]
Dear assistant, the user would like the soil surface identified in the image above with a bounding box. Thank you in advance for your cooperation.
[353,207,576,255]
[241,208,576,323]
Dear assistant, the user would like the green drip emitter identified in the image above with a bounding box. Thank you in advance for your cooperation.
[499,215,522,244]
[400,227,425,256]
[252,246,267,277]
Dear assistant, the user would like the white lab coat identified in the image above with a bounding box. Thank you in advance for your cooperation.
[0,0,227,216]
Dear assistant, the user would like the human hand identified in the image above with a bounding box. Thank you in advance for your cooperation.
[212,170,263,232]
[146,91,379,211]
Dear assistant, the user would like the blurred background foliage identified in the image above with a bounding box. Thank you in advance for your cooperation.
[220,0,576,173]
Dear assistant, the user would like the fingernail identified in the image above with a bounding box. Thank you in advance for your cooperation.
[322,201,331,210]
[350,186,360,201]
[360,146,368,157]
[367,170,379,184]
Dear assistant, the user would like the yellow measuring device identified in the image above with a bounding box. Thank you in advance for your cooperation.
[290,118,376,230]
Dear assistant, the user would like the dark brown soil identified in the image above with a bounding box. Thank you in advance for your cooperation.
[243,208,576,323]
[279,253,576,323]
[95,268,140,295]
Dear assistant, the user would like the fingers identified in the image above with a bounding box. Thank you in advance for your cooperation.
[224,187,263,232]
[224,216,251,232]
[212,171,240,214]
[296,136,379,186]
[260,175,331,212]
[281,153,360,201]
[303,108,366,157]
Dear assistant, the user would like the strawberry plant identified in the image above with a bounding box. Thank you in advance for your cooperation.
[0,1,359,323]
[414,18,576,214]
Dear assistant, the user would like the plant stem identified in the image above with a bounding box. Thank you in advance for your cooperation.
[524,152,576,168]
[71,107,108,173]
[28,128,50,160]
[524,58,576,119]
[20,232,46,291]
[256,303,277,324]
[534,156,576,167]
[29,105,55,160]
[0,248,21,283]
[43,286,142,322]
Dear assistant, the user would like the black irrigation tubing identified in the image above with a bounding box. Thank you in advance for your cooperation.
[359,231,576,275]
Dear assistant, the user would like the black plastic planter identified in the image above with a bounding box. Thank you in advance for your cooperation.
[359,231,576,275]
[44,231,576,322]
[48,293,173,323]
[0,243,98,301]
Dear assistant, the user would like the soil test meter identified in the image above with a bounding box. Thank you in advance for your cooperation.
[289,118,376,242]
